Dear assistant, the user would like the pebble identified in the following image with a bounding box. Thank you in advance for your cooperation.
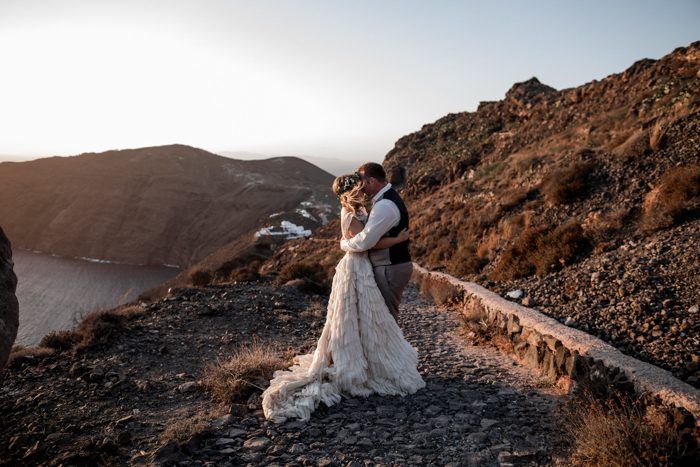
[506,289,524,299]
[243,436,271,452]
[227,428,247,438]
[288,443,306,454]
[178,381,197,393]
[480,418,499,429]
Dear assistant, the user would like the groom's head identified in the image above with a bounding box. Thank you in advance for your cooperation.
[358,162,387,197]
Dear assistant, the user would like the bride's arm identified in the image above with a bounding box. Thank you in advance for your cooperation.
[371,228,409,249]
[346,216,365,238]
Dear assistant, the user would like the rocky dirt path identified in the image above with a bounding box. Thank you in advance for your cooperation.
[199,284,567,466]
[1,282,567,466]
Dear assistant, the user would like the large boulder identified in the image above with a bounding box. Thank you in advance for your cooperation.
[0,226,18,368]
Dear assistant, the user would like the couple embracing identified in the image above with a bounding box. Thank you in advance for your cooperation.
[262,162,426,423]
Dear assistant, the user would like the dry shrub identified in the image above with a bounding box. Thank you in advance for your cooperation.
[641,164,700,232]
[203,339,292,405]
[8,301,145,368]
[300,299,326,319]
[491,332,515,354]
[456,311,484,338]
[562,391,693,466]
[460,303,487,325]
[113,304,144,318]
[527,221,590,275]
[26,305,144,356]
[492,220,591,280]
[475,213,529,263]
[160,412,213,444]
[74,310,126,350]
[71,305,144,351]
[612,128,650,158]
[189,268,213,287]
[449,244,488,277]
[426,235,454,266]
[39,330,80,350]
[649,120,668,153]
[419,275,463,306]
[541,161,596,205]
[500,187,530,211]
[476,231,500,261]
[6,346,55,368]
[277,261,328,294]
[457,312,513,354]
[509,152,541,174]
[277,261,320,283]
[582,207,629,242]
[227,264,261,283]
[214,255,264,283]
[476,161,507,183]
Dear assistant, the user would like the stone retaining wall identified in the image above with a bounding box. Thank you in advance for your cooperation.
[412,263,700,428]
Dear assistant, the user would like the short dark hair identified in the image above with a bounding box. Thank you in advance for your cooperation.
[358,162,386,182]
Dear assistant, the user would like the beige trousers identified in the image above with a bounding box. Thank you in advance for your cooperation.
[373,262,414,321]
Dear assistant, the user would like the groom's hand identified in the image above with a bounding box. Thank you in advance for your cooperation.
[396,228,409,243]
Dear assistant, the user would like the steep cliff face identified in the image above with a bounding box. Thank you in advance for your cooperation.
[0,227,19,368]
[0,144,335,267]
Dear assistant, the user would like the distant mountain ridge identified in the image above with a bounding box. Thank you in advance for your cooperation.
[220,151,363,176]
[0,144,335,268]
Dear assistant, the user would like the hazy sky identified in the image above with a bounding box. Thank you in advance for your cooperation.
[0,0,697,164]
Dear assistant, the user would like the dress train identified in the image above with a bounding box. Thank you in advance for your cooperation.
[261,247,425,424]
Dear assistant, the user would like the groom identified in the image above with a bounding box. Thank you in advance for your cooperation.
[340,162,413,320]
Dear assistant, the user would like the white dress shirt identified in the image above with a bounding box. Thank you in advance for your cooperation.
[340,183,401,252]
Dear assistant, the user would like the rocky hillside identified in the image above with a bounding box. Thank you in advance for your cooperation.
[0,144,335,268]
[259,41,700,385]
[0,227,18,368]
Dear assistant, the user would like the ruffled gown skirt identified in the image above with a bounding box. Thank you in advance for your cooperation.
[261,251,426,424]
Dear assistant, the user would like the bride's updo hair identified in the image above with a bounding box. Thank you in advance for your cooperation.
[332,172,366,215]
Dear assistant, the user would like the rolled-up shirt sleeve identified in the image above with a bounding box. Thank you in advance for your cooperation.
[340,200,400,252]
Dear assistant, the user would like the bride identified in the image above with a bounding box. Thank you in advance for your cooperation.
[261,172,426,423]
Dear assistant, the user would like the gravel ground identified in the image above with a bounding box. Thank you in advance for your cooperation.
[490,220,700,387]
[1,282,567,466]
[229,284,567,466]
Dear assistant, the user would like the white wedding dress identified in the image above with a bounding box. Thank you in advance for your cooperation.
[261,207,426,424]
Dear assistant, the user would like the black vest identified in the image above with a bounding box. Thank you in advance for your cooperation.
[368,187,412,266]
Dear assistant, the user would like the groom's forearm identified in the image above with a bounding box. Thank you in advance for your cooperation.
[341,225,387,252]
[340,234,371,252]
[341,200,400,253]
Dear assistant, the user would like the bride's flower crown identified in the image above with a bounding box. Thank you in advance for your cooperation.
[338,171,361,194]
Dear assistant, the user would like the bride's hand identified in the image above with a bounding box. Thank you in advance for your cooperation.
[397,228,409,242]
